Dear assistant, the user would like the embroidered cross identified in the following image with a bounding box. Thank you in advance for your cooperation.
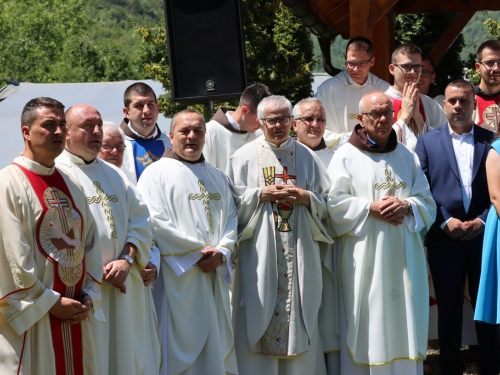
[87,181,119,238]
[275,167,296,185]
[484,104,500,129]
[374,169,406,196]
[189,180,221,234]
[47,191,69,209]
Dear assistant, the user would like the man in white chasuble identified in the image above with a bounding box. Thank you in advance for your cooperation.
[56,104,161,375]
[137,109,238,375]
[226,95,332,375]
[327,91,436,375]
[292,97,339,375]
[0,98,103,375]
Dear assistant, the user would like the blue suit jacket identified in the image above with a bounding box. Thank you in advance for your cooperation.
[415,124,493,247]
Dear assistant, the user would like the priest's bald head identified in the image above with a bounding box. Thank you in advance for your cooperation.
[258,95,293,147]
[170,109,206,161]
[65,104,104,162]
[357,91,395,149]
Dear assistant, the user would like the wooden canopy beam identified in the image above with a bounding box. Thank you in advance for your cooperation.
[428,11,476,66]
[396,0,500,14]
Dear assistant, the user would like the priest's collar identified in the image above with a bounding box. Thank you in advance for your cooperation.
[348,124,397,153]
[386,86,402,99]
[120,118,162,140]
[212,107,248,134]
[305,137,327,151]
[15,156,56,175]
[163,147,205,164]
[474,84,500,98]
[264,136,293,149]
[63,149,98,165]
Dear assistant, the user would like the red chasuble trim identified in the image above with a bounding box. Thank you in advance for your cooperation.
[391,94,429,133]
[13,163,85,375]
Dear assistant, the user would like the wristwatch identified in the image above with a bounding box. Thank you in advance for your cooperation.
[407,202,414,216]
[119,254,134,265]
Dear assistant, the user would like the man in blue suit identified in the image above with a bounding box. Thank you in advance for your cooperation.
[416,79,500,375]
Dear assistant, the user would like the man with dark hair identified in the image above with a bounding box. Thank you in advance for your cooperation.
[0,98,103,374]
[316,36,390,150]
[473,40,500,131]
[204,82,272,172]
[418,55,444,105]
[138,109,238,375]
[416,79,500,375]
[120,82,171,185]
[386,43,446,150]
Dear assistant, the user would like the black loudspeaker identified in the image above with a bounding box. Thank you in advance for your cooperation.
[163,0,248,104]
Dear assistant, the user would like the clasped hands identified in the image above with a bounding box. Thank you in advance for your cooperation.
[399,82,425,135]
[197,246,223,273]
[370,196,409,226]
[49,294,92,324]
[444,217,484,241]
[260,184,310,206]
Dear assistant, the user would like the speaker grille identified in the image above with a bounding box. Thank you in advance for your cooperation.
[164,0,247,104]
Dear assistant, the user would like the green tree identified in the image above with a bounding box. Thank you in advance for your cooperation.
[136,0,315,118]
[395,13,465,92]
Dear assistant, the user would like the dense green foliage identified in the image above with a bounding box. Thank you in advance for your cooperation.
[137,0,316,118]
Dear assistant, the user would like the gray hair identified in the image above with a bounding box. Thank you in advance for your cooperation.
[292,98,325,119]
[102,121,125,141]
[257,95,292,124]
[170,109,205,133]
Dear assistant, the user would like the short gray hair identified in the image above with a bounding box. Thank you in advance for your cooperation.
[257,95,292,124]
[102,121,125,141]
[170,109,205,133]
[292,98,325,119]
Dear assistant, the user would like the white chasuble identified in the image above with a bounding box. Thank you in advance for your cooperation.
[227,136,331,375]
[315,71,390,150]
[327,142,436,369]
[56,150,161,375]
[137,156,238,375]
[0,157,103,375]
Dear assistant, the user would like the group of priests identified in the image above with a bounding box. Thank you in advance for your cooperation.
[2,37,500,375]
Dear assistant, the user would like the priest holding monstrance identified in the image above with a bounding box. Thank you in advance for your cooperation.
[226,95,332,375]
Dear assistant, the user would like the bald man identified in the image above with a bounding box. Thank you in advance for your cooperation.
[56,104,161,375]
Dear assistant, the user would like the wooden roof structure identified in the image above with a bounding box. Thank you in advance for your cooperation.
[283,0,500,82]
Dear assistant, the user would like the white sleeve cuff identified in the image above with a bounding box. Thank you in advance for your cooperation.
[350,202,370,236]
[216,247,232,286]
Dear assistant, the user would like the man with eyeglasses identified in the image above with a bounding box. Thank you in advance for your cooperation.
[98,121,127,168]
[227,95,331,375]
[328,91,436,375]
[418,55,445,107]
[205,82,272,172]
[56,104,162,375]
[387,43,447,150]
[316,36,390,150]
[474,40,500,132]
[292,97,339,375]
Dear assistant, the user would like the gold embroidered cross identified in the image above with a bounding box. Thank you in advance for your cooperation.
[374,169,406,196]
[189,180,221,234]
[87,181,119,238]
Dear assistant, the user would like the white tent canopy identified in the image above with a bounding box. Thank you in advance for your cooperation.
[0,79,171,168]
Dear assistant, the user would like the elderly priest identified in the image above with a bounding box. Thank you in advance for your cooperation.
[327,91,436,375]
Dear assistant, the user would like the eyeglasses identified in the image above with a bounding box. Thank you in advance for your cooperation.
[101,144,126,152]
[295,116,326,125]
[393,64,424,73]
[260,116,291,127]
[361,111,395,120]
[479,60,500,70]
[345,59,373,68]
[420,70,434,78]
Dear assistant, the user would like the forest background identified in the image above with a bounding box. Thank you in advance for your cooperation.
[0,0,498,117]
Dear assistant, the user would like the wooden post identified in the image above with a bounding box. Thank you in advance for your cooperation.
[372,10,395,83]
